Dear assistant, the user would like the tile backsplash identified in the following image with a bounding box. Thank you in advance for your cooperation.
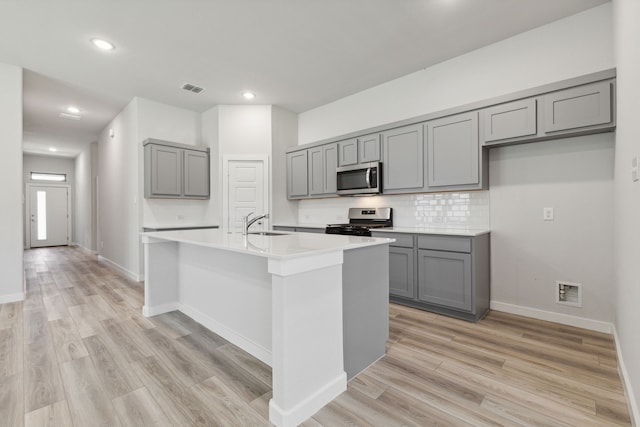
[298,191,490,229]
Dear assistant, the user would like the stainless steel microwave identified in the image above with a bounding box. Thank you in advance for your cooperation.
[336,162,382,195]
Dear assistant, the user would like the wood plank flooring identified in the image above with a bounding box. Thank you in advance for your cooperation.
[0,245,631,426]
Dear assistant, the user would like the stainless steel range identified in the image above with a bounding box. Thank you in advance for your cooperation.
[325,207,393,236]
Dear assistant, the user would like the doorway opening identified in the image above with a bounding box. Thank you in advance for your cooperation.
[26,184,71,248]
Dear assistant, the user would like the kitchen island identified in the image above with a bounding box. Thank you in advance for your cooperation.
[141,229,393,427]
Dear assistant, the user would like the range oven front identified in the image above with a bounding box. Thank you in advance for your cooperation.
[336,162,382,196]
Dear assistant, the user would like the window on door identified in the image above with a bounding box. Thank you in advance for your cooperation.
[36,190,47,240]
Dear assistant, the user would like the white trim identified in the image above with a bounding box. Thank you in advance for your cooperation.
[612,325,639,427]
[490,300,612,333]
[268,372,347,427]
[179,303,272,366]
[98,255,143,282]
[0,293,24,304]
[25,183,72,248]
[142,302,180,317]
[222,155,270,231]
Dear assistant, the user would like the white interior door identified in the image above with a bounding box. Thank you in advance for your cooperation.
[29,185,69,248]
[227,160,266,231]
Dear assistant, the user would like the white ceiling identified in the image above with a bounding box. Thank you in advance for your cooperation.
[0,0,608,158]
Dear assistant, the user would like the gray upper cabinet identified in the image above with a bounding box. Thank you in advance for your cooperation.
[382,124,424,192]
[183,150,210,198]
[481,98,537,145]
[144,139,210,199]
[338,139,358,166]
[543,80,612,133]
[309,143,337,195]
[358,133,381,163]
[425,111,480,189]
[338,134,380,166]
[287,150,309,199]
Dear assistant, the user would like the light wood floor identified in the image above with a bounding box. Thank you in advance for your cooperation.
[0,246,631,426]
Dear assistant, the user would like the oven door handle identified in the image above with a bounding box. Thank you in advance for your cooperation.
[365,167,371,188]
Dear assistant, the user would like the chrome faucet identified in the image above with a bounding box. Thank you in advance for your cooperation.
[243,212,269,235]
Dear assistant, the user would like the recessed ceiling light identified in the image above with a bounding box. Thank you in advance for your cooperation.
[91,38,115,51]
[242,91,256,100]
[49,147,57,152]
[67,106,80,114]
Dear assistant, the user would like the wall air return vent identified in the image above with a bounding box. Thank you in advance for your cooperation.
[181,83,206,94]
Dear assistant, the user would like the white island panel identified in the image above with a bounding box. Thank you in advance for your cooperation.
[141,229,392,427]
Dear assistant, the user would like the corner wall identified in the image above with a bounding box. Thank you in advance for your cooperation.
[296,4,615,329]
[613,0,640,421]
[0,63,24,303]
[74,143,95,251]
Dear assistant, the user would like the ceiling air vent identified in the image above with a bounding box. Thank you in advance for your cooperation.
[181,83,205,94]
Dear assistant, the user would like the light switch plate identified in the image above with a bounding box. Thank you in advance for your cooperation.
[543,207,554,221]
[632,156,639,182]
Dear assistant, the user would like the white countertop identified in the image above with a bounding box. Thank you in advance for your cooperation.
[371,227,490,237]
[141,228,394,260]
[273,223,489,237]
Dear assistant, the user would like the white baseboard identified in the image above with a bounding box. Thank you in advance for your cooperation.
[98,255,144,282]
[612,325,639,427]
[490,300,612,333]
[0,292,25,304]
[269,372,347,427]
[179,303,272,367]
[143,303,180,317]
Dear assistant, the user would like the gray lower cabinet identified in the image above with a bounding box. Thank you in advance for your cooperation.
[425,111,481,190]
[382,124,424,192]
[417,249,472,311]
[389,246,416,299]
[144,139,210,199]
[481,98,538,145]
[372,231,490,322]
[543,80,613,133]
[287,150,308,198]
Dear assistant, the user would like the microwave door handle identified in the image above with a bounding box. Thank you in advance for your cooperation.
[365,167,372,188]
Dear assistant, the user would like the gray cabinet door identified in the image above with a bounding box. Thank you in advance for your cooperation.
[426,112,479,188]
[382,124,424,191]
[183,150,209,198]
[338,139,358,166]
[323,143,338,194]
[287,151,308,198]
[309,144,337,195]
[417,249,472,312]
[544,81,612,133]
[482,98,537,144]
[358,133,381,163]
[389,246,415,299]
[150,145,182,196]
[308,147,324,195]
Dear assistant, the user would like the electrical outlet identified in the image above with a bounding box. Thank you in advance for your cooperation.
[176,214,185,221]
[100,241,104,249]
[543,207,554,221]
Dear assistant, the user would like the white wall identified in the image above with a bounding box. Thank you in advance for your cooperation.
[489,135,614,327]
[296,4,615,329]
[137,98,203,228]
[270,106,298,225]
[97,98,140,279]
[0,63,23,303]
[74,143,95,251]
[613,0,640,421]
[299,4,613,144]
[201,105,274,227]
[23,153,76,246]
